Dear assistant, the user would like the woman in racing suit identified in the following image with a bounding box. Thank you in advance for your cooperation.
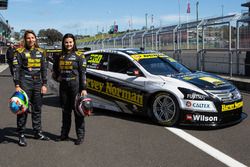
[13,30,50,147]
[53,33,87,145]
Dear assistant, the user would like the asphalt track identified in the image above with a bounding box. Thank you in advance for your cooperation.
[0,65,249,167]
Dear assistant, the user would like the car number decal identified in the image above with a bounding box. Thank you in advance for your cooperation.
[87,54,103,64]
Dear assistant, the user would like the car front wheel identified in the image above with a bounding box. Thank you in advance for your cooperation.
[150,93,180,126]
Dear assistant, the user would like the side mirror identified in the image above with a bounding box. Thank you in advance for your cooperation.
[127,68,141,77]
[126,70,134,76]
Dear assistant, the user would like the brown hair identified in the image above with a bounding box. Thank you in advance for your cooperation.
[23,30,39,49]
[61,33,78,55]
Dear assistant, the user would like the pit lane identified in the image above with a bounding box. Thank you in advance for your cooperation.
[0,66,249,167]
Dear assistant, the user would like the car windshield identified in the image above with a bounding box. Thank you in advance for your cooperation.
[138,56,191,75]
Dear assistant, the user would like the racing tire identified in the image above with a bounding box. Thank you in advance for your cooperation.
[150,93,180,126]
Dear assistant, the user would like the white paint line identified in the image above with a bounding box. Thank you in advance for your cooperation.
[165,127,247,167]
[0,64,8,73]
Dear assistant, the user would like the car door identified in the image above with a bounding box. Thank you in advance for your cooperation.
[104,53,148,113]
[85,51,148,113]
[85,52,118,110]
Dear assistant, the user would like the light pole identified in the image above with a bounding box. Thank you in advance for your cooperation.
[221,4,224,17]
[196,0,199,21]
[151,14,154,50]
[145,13,148,29]
[178,0,181,25]
[177,0,181,50]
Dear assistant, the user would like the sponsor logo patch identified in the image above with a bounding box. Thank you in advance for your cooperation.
[186,93,206,100]
[221,101,243,112]
[186,101,192,107]
[86,78,143,106]
[186,101,211,109]
[131,53,165,61]
[185,114,218,122]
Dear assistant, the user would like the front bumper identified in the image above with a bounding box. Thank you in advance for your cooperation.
[179,108,244,127]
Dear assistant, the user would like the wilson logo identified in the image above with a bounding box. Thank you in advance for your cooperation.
[186,114,218,122]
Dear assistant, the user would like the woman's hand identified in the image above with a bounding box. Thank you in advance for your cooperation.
[81,90,87,97]
[41,85,47,94]
[15,85,21,92]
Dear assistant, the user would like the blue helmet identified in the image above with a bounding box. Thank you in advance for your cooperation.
[9,90,29,115]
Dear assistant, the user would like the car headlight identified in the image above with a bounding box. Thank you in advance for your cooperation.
[232,88,242,100]
[178,87,211,100]
[204,88,242,102]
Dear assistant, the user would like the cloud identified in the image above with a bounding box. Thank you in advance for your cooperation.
[121,16,145,25]
[160,14,183,23]
[12,13,192,36]
[11,0,32,2]
[49,0,64,4]
[63,23,82,29]
[158,14,197,26]
[59,20,104,34]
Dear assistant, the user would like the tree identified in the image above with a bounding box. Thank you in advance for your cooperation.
[38,29,47,38]
[38,28,63,45]
[13,32,20,41]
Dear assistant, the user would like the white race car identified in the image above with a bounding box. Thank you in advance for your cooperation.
[83,48,243,126]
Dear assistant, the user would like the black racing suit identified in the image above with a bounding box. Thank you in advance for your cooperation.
[13,47,48,134]
[53,51,87,139]
[6,46,15,75]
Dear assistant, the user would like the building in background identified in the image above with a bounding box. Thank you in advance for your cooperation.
[0,0,11,43]
[242,1,250,12]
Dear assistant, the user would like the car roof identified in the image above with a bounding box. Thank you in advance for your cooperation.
[85,48,159,56]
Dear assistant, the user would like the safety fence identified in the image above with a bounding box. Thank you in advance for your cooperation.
[80,13,250,77]
[1,14,250,78]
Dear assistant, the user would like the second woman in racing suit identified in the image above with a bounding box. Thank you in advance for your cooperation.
[53,33,87,145]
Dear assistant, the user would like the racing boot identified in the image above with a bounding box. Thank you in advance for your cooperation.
[55,134,69,142]
[74,137,84,145]
[34,131,50,141]
[18,133,27,147]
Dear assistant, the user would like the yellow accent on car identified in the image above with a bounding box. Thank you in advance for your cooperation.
[86,78,143,106]
[221,101,243,112]
[199,77,225,86]
[131,53,166,61]
[88,54,103,64]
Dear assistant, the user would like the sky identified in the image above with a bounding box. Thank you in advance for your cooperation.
[0,0,248,36]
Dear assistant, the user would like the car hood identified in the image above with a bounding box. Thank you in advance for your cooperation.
[169,71,234,90]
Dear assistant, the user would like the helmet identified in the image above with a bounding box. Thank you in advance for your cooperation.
[9,90,29,115]
[74,93,93,117]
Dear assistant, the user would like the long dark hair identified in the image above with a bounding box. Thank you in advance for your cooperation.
[61,33,78,55]
[23,30,39,49]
